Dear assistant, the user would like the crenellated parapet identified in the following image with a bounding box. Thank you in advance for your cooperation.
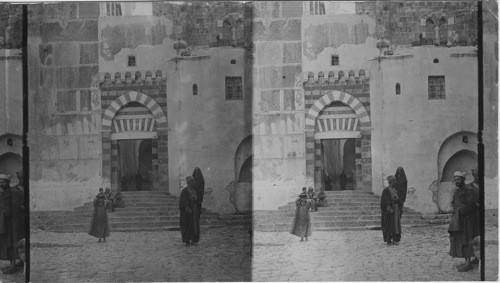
[304,69,370,87]
[99,70,166,86]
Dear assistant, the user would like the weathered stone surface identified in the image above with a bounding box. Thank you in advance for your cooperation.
[282,89,295,111]
[78,2,99,19]
[281,1,302,18]
[283,42,301,64]
[253,19,301,41]
[39,68,54,88]
[58,136,79,159]
[254,1,280,19]
[40,22,63,43]
[53,43,79,66]
[282,135,304,159]
[255,42,283,66]
[79,90,92,111]
[282,65,302,87]
[259,90,280,112]
[79,135,101,159]
[79,43,98,64]
[78,66,99,88]
[56,90,77,112]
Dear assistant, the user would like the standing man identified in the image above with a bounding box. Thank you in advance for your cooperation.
[468,168,480,265]
[339,170,347,190]
[448,171,478,272]
[10,172,24,270]
[0,174,14,274]
[380,175,401,245]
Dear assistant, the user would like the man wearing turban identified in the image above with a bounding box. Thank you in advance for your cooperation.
[448,171,478,272]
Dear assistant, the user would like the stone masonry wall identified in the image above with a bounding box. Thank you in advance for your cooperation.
[28,3,102,211]
[252,2,305,210]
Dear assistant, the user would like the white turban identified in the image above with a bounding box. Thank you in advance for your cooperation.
[454,171,466,178]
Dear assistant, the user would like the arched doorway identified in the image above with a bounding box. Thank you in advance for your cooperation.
[441,149,478,182]
[101,91,167,192]
[305,91,371,192]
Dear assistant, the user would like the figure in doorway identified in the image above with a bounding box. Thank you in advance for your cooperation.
[339,170,347,190]
[381,175,401,245]
[290,192,312,241]
[135,171,143,191]
[113,192,125,208]
[88,191,110,242]
[394,167,408,217]
[104,188,114,212]
[179,176,200,246]
[324,171,332,191]
[448,171,478,272]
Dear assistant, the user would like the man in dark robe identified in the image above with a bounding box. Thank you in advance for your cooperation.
[381,175,401,245]
[179,176,200,246]
[88,193,110,242]
[339,171,347,190]
[394,167,408,216]
[0,174,14,274]
[290,193,312,241]
[191,168,205,243]
[468,168,480,265]
[10,172,24,270]
[448,171,478,272]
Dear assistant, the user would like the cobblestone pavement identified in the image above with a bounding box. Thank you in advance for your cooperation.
[31,226,251,282]
[253,225,498,281]
[0,261,25,283]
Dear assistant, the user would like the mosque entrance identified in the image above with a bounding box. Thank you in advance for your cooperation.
[117,139,153,191]
[321,138,356,191]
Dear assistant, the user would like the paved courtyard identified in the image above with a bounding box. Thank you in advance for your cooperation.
[253,224,498,281]
[31,226,251,282]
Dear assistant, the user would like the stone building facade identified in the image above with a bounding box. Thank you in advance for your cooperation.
[28,2,252,214]
[252,1,498,216]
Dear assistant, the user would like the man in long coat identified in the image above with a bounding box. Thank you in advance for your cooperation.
[0,174,14,274]
[10,172,24,269]
[448,171,478,272]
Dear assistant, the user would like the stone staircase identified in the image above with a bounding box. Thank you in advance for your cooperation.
[254,190,447,232]
[32,191,251,232]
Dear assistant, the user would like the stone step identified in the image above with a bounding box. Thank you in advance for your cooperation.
[255,219,430,231]
[278,205,381,212]
[75,206,181,212]
[254,214,424,222]
[255,210,421,217]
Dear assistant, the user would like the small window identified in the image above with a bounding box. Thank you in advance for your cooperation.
[428,76,445,100]
[433,58,439,63]
[128,55,136,67]
[193,84,198,96]
[230,60,236,64]
[225,77,243,100]
[331,55,339,66]
[395,83,401,95]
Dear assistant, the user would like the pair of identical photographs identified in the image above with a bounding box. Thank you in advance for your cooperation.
[0,1,498,282]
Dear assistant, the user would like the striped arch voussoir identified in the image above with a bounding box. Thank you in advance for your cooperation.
[101,91,167,128]
[305,90,370,128]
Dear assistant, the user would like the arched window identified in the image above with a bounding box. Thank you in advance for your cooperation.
[395,83,401,95]
[426,18,435,41]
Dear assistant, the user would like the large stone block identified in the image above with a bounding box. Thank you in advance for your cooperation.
[78,2,99,19]
[64,20,98,42]
[78,66,99,88]
[40,22,63,43]
[282,65,302,87]
[79,135,101,159]
[281,1,302,18]
[78,90,91,111]
[259,90,280,112]
[53,42,79,66]
[40,136,59,160]
[254,135,282,159]
[283,42,301,64]
[58,136,79,160]
[269,19,301,41]
[56,90,77,112]
[255,42,283,66]
[282,135,305,159]
[80,43,98,64]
